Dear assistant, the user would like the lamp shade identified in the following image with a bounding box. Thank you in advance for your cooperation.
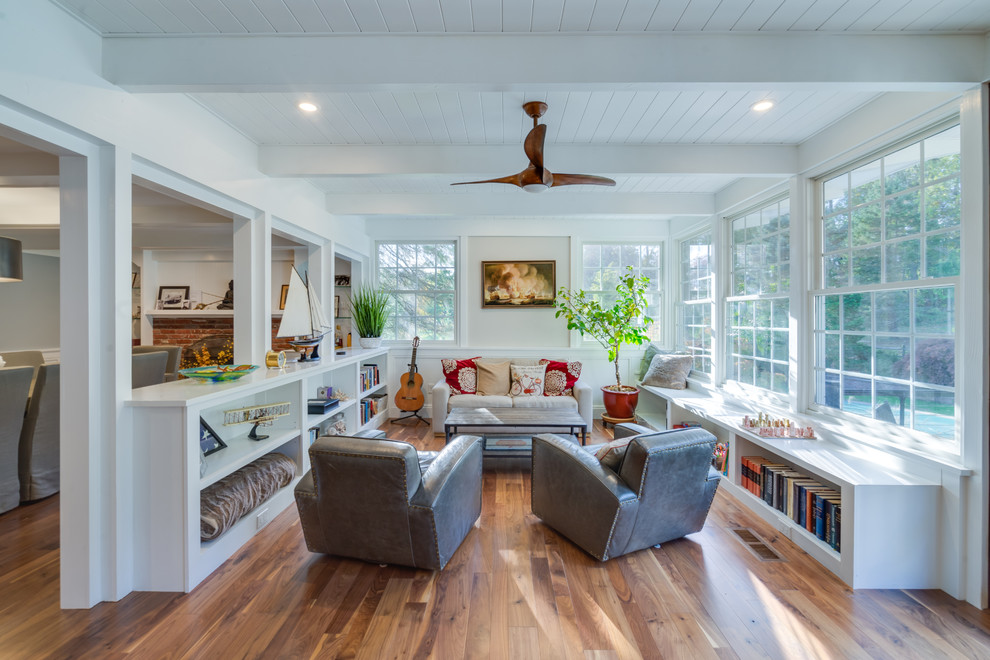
[0,236,23,282]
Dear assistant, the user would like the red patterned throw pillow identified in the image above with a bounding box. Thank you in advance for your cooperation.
[441,357,481,395]
[539,359,582,396]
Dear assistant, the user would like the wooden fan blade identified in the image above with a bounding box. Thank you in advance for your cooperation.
[450,173,522,187]
[549,173,616,187]
[524,124,547,170]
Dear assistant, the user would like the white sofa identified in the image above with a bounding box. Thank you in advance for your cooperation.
[431,357,593,435]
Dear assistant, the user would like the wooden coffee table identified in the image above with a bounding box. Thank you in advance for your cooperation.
[444,407,588,445]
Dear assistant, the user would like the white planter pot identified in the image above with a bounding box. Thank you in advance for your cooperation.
[359,337,382,349]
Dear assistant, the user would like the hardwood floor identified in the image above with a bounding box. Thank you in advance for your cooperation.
[2,420,990,659]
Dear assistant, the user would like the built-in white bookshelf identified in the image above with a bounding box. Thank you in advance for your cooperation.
[638,384,956,590]
[127,346,388,592]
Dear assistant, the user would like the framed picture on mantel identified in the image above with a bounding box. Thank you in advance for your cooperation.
[158,285,190,309]
[481,261,556,308]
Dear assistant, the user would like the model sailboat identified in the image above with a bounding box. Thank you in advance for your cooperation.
[276,267,332,361]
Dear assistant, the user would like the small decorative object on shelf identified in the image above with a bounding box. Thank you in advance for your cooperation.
[179,364,259,382]
[308,398,340,415]
[331,389,350,402]
[264,350,286,369]
[199,418,227,456]
[741,412,816,439]
[222,401,291,441]
[316,385,333,399]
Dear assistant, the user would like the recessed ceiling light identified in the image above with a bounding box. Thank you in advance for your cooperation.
[751,100,774,112]
[298,102,318,113]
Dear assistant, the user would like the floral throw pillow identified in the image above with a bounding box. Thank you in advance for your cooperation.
[441,357,480,395]
[509,364,546,397]
[539,359,582,396]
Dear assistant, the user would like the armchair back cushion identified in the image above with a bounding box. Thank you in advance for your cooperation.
[532,427,719,561]
[296,434,483,570]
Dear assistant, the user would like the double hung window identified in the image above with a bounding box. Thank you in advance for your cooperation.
[376,241,456,341]
[726,198,791,393]
[676,231,713,374]
[814,125,960,441]
[581,243,662,341]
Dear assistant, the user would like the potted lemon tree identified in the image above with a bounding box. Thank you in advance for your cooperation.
[554,266,653,420]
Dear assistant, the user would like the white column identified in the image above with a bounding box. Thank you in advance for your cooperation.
[957,85,989,608]
[788,175,810,414]
[59,147,129,607]
[232,212,271,363]
[308,239,334,350]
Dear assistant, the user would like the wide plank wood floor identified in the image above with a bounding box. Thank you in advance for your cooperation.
[2,420,990,659]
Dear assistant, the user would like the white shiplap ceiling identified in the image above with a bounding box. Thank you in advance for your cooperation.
[51,0,990,34]
[47,0,990,217]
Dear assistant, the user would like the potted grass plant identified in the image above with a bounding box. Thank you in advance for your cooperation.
[350,286,390,348]
[554,266,654,419]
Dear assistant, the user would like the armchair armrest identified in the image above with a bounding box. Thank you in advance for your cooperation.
[613,422,654,440]
[431,379,451,435]
[409,434,483,569]
[412,434,483,507]
[531,434,638,560]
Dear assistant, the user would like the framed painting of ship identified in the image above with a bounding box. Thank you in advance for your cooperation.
[481,261,556,308]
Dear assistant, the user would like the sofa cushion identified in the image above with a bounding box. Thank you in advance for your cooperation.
[511,395,578,410]
[594,436,635,471]
[476,360,511,395]
[540,359,582,396]
[510,364,546,397]
[642,354,694,389]
[447,394,513,411]
[441,357,480,395]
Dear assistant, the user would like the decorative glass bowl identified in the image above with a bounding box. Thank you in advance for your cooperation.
[179,365,259,383]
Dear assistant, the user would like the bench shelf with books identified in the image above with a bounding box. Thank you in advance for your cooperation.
[639,383,945,590]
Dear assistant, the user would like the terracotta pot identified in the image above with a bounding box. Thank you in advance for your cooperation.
[601,386,639,419]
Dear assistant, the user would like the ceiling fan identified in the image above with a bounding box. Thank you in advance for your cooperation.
[451,102,616,193]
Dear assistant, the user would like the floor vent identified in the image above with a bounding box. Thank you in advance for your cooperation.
[730,528,785,562]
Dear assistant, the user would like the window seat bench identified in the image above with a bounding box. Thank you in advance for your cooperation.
[636,381,952,591]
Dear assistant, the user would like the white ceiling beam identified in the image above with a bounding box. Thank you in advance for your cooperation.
[324,192,713,216]
[104,33,984,93]
[261,144,797,177]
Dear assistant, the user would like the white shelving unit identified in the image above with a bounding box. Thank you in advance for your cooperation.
[638,384,947,590]
[127,346,388,592]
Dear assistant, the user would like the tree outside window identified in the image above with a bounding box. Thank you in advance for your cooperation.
[815,125,959,442]
[377,241,456,341]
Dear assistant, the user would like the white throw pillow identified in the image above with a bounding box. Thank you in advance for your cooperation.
[509,364,547,397]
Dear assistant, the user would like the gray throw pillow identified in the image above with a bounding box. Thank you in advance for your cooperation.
[638,343,672,380]
[641,354,694,389]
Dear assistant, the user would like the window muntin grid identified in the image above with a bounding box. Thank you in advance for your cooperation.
[726,198,791,393]
[581,243,662,342]
[676,231,713,374]
[376,241,456,341]
[815,125,959,443]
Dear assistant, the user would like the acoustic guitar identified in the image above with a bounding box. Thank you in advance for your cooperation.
[394,336,425,412]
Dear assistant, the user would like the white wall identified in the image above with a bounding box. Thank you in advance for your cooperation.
[465,235,570,348]
[0,252,59,350]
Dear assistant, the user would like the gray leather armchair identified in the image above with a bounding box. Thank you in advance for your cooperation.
[19,363,60,502]
[531,425,720,561]
[295,434,483,570]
